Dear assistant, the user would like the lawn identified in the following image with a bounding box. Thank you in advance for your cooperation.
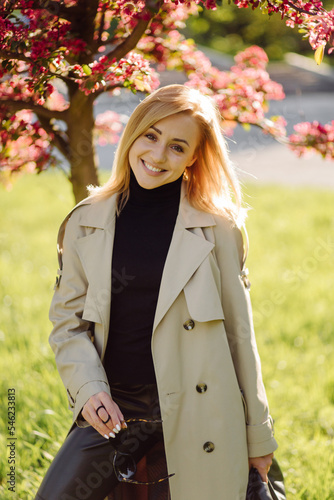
[0,171,333,499]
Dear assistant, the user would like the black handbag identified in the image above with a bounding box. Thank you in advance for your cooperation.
[246,457,286,500]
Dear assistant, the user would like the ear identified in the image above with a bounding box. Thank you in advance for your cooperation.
[187,156,197,168]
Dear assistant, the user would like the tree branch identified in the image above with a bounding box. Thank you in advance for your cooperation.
[21,0,81,22]
[0,50,74,85]
[106,13,157,61]
[0,98,68,121]
[286,1,319,16]
[36,114,71,161]
[96,8,106,47]
[90,83,122,100]
[0,50,32,64]
[47,71,73,84]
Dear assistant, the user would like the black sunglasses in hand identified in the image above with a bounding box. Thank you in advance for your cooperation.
[113,418,175,486]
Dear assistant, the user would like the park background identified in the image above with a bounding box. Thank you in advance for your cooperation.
[1,3,334,499]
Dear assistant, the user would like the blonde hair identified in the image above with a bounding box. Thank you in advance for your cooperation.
[89,84,243,223]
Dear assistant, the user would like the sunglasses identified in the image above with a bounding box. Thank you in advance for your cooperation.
[113,418,175,486]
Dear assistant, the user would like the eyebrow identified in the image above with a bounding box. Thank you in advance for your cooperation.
[151,125,189,147]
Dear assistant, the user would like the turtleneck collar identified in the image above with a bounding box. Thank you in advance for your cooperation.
[128,169,183,207]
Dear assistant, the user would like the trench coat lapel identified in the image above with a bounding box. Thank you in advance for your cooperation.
[153,183,216,333]
[74,194,117,332]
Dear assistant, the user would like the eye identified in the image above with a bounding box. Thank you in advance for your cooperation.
[144,133,157,141]
[171,144,184,153]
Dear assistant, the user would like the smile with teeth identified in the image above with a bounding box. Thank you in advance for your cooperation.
[142,160,165,173]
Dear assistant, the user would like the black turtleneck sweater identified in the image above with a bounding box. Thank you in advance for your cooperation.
[104,171,182,385]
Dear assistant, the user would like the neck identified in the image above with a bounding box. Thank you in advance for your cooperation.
[128,170,183,207]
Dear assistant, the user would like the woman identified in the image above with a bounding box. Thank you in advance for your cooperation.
[35,84,277,500]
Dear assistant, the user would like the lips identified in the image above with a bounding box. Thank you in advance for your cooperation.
[142,159,166,173]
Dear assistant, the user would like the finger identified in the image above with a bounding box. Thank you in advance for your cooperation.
[258,468,268,483]
[249,462,268,482]
[81,398,98,424]
[100,394,124,433]
[266,452,274,466]
[261,462,272,483]
[88,393,119,435]
[112,402,127,428]
[96,405,112,425]
[83,399,116,440]
[118,413,128,429]
[82,392,127,439]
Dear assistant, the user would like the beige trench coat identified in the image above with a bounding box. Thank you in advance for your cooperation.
[49,181,277,500]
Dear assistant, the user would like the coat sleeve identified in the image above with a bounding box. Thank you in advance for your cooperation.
[49,208,110,426]
[213,217,278,458]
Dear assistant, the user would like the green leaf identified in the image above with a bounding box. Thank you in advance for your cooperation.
[85,80,95,90]
[134,78,145,92]
[314,45,324,65]
[82,64,92,76]
[10,41,19,51]
[2,60,13,71]
[107,18,118,39]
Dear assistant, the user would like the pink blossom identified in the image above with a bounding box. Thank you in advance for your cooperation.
[71,52,160,95]
[45,90,68,111]
[0,107,55,173]
[289,120,334,159]
[94,110,128,146]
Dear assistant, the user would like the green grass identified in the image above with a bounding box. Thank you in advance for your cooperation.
[1,172,334,499]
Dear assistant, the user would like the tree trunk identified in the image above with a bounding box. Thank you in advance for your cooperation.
[67,89,100,204]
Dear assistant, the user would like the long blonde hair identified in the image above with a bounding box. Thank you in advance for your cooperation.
[89,84,243,223]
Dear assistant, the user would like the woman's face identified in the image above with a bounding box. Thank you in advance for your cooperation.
[129,112,200,189]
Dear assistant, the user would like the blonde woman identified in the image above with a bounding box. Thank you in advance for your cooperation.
[35,84,277,500]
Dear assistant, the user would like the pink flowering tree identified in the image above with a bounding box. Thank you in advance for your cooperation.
[1,1,334,202]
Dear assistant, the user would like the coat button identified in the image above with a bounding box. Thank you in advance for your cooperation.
[203,441,215,453]
[183,319,195,331]
[196,383,207,393]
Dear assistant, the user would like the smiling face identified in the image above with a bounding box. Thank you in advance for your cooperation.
[128,112,200,190]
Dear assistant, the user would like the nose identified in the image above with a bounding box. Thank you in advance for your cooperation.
[151,143,167,164]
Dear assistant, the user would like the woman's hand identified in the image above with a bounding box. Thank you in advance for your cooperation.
[81,391,127,440]
[248,453,274,482]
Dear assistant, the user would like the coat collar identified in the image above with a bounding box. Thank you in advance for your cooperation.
[76,193,117,231]
[77,181,216,232]
[178,181,216,229]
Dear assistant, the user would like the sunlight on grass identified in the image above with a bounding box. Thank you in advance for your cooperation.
[1,172,333,499]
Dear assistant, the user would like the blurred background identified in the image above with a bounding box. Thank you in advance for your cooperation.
[1,3,334,499]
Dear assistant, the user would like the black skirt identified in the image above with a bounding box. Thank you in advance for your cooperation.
[35,383,171,500]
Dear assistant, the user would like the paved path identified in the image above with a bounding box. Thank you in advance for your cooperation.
[232,143,334,189]
[229,90,334,189]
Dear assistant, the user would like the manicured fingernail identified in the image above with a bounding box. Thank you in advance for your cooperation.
[123,422,127,428]
[116,424,121,431]
[109,432,115,438]
[113,427,119,434]
[104,434,109,440]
